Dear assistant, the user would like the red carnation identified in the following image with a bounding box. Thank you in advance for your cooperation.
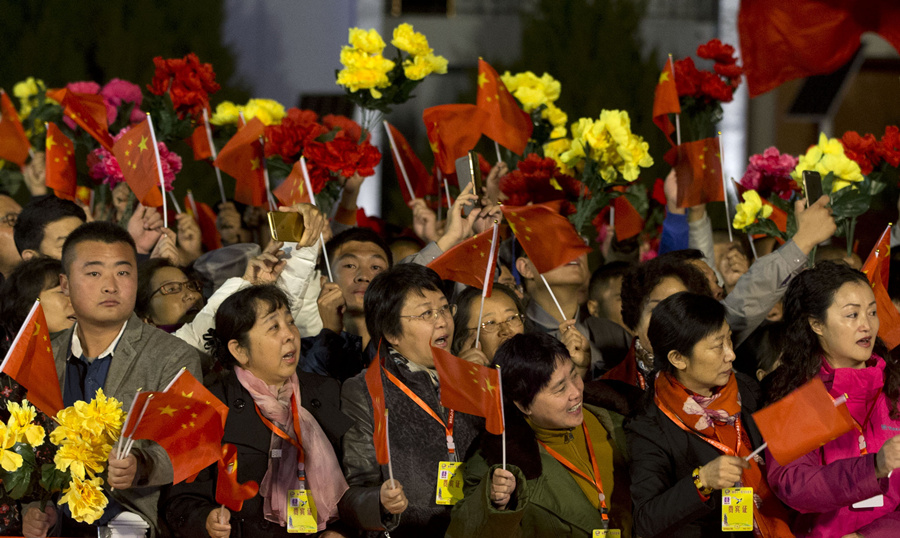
[265,109,328,162]
[674,57,701,98]
[699,72,734,102]
[498,154,585,215]
[841,131,881,175]
[304,132,382,179]
[148,53,220,119]
[878,126,900,168]
[714,62,743,79]
[323,114,367,144]
[697,39,737,65]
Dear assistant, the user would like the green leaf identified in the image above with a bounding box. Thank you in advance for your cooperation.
[822,172,835,195]
[40,463,69,494]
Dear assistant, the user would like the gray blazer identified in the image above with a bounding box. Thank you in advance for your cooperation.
[51,313,206,538]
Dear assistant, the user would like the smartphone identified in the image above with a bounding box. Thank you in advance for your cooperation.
[802,170,823,207]
[454,151,483,216]
[267,211,305,242]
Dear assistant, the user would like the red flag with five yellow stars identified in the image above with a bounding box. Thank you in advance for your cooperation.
[0,301,64,418]
[427,228,498,295]
[385,121,435,204]
[46,88,114,151]
[45,122,77,200]
[501,202,592,274]
[652,58,681,147]
[861,224,900,351]
[216,443,260,511]
[364,343,390,465]
[112,119,164,207]
[273,160,312,207]
[664,137,724,208]
[0,90,31,166]
[599,191,645,241]
[122,389,225,484]
[423,104,487,176]
[214,118,267,207]
[431,346,504,435]
[165,368,229,430]
[476,58,533,155]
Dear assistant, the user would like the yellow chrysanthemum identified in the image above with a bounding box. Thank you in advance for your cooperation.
[13,77,45,118]
[544,138,573,175]
[0,422,22,472]
[337,48,396,98]
[402,53,448,81]
[732,190,773,230]
[71,389,123,445]
[391,23,431,56]
[210,101,242,126]
[500,71,562,113]
[791,132,863,192]
[55,437,108,481]
[243,98,285,126]
[60,476,108,524]
[563,110,652,182]
[542,104,568,129]
[6,401,44,447]
[349,28,386,55]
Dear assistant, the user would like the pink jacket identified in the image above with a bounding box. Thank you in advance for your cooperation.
[766,355,900,537]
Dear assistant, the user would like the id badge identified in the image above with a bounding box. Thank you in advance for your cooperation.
[852,494,884,509]
[592,530,621,537]
[721,487,753,532]
[287,488,318,534]
[435,461,465,505]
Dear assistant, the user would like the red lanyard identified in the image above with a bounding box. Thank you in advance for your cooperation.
[655,395,744,457]
[382,366,456,459]
[538,422,609,524]
[849,399,878,455]
[255,394,305,465]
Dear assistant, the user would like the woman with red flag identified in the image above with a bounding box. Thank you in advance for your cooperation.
[766,262,900,537]
[163,285,353,537]
[627,292,793,537]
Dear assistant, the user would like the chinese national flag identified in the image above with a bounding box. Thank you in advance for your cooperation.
[652,58,681,147]
[752,377,854,465]
[431,347,504,435]
[46,88,114,151]
[45,122,77,200]
[0,301,64,418]
[216,443,259,512]
[501,202,592,274]
[273,160,312,207]
[738,0,900,97]
[0,90,31,166]
[427,228,498,295]
[364,346,390,465]
[599,188,644,241]
[185,196,223,251]
[861,225,900,351]
[423,104,487,176]
[385,121,435,204]
[189,124,213,161]
[165,368,229,430]
[476,59,533,155]
[664,137,724,208]
[112,120,164,208]
[215,118,267,207]
[123,390,225,484]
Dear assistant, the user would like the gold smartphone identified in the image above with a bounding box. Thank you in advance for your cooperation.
[267,211,305,242]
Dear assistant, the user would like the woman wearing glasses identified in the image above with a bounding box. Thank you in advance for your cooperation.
[451,284,528,363]
[339,263,486,537]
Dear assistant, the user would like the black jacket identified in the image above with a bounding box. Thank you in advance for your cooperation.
[163,369,353,538]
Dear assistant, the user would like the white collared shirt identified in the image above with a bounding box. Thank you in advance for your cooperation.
[70,321,128,363]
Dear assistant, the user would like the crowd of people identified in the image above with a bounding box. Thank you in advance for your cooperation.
[0,156,899,538]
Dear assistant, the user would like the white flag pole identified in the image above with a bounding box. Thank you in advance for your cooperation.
[669,54,682,147]
[145,114,168,229]
[473,223,500,348]
[299,156,333,282]
[496,364,506,470]
[167,191,182,215]
[718,131,733,243]
[540,274,567,321]
[385,409,396,489]
[202,108,228,205]
[383,121,416,202]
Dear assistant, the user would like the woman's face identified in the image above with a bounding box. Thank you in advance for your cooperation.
[812,281,878,369]
[389,288,453,367]
[518,358,584,430]
[672,322,735,396]
[462,293,524,361]
[146,267,204,326]
[636,276,688,355]
[39,284,75,334]
[231,302,300,386]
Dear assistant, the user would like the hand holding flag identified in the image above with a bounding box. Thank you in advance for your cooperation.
[216,443,259,512]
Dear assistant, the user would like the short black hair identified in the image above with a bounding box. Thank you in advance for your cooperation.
[450,283,526,355]
[734,321,786,378]
[620,257,712,331]
[323,226,393,271]
[647,292,727,374]
[14,195,86,255]
[588,261,632,302]
[0,257,64,333]
[364,264,444,346]
[207,284,292,369]
[493,332,570,409]
[61,221,137,274]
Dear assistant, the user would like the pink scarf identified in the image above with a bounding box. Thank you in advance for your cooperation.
[234,367,348,530]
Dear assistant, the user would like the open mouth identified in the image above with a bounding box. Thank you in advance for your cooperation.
[66,315,77,322]
[433,335,449,347]
[282,350,297,362]
[567,402,582,414]
[858,337,872,348]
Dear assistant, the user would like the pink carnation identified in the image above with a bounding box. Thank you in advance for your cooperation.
[88,125,182,191]
[739,147,799,200]
[67,81,101,95]
[101,78,145,124]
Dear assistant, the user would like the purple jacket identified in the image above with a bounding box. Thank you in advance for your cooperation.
[766,355,900,537]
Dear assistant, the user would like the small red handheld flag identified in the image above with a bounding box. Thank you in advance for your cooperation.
[431,346,504,435]
[214,118,267,207]
[216,443,260,512]
[112,119,164,207]
[0,90,31,166]
[427,228,499,295]
[501,202,591,274]
[652,57,681,147]
[364,343,390,465]
[423,104,487,176]
[45,122,77,200]
[476,59,532,155]
[664,137,725,208]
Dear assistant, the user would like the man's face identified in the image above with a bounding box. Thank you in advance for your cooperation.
[37,216,84,260]
[332,240,390,314]
[60,241,137,328]
[0,195,22,275]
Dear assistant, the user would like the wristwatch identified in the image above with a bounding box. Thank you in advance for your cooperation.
[693,467,714,496]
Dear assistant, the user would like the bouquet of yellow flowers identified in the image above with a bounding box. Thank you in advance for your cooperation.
[499,70,568,153]
[210,98,287,127]
[336,24,447,128]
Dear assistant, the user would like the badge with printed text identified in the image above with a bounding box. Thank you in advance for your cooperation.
[722,487,753,532]
[592,530,621,537]
[287,488,318,533]
[435,461,465,505]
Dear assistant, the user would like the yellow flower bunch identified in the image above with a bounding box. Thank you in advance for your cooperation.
[59,476,108,524]
[733,190,773,230]
[402,53,448,81]
[0,400,47,472]
[350,28,386,54]
[12,77,47,118]
[337,28,396,99]
[391,23,430,56]
[791,132,864,193]
[500,71,562,113]
[561,110,653,182]
[210,99,286,126]
[544,137,574,175]
[391,24,448,81]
